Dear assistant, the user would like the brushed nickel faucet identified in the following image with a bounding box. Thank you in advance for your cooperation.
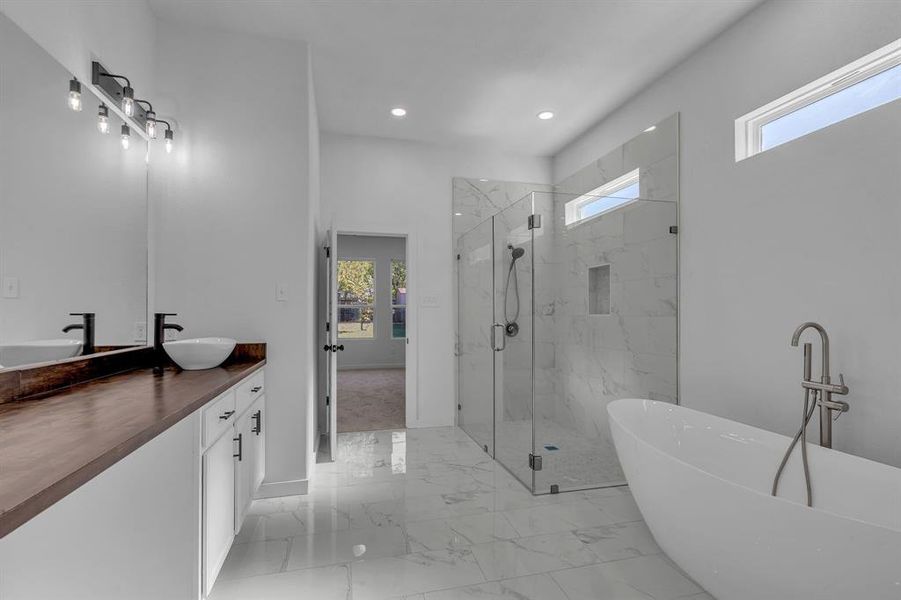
[790,322,849,448]
[773,322,850,507]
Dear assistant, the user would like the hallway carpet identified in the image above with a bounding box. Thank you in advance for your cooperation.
[337,368,405,432]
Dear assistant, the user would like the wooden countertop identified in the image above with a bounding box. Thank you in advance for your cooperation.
[0,359,265,538]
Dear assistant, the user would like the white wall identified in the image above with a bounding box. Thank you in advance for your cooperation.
[553,0,901,468]
[151,20,318,494]
[336,234,406,369]
[322,133,550,427]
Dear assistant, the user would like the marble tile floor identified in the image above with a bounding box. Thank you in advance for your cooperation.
[210,427,711,600]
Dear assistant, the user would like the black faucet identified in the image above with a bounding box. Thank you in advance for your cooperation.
[62,312,95,355]
[153,312,184,374]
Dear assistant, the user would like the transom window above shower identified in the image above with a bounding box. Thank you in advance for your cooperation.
[563,168,641,227]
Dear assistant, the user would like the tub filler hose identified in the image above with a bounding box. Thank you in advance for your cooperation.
[772,342,816,507]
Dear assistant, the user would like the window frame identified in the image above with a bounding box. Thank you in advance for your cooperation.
[336,257,377,341]
[390,258,407,340]
[735,38,901,162]
[564,168,641,228]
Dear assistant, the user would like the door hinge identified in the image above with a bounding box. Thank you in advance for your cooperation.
[325,321,330,332]
[528,453,543,471]
[324,245,331,257]
[457,403,462,411]
[528,214,541,230]
[325,395,330,406]
[456,253,461,260]
[669,225,678,234]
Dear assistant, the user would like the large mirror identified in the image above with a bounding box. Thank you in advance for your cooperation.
[0,13,148,368]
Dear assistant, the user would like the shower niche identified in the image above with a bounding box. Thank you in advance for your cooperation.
[455,114,679,494]
[588,264,611,315]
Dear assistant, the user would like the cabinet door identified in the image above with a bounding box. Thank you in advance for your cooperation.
[203,431,236,596]
[250,396,266,493]
[233,410,253,534]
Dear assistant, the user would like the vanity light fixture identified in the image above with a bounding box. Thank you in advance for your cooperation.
[136,100,157,138]
[68,78,83,112]
[537,110,555,120]
[157,119,175,154]
[390,107,407,118]
[120,124,130,150]
[97,104,110,134]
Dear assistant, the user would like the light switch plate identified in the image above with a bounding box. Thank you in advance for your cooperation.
[2,277,19,299]
[276,282,288,302]
[421,294,440,308]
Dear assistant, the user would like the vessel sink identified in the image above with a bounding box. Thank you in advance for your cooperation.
[164,337,236,370]
[0,339,83,368]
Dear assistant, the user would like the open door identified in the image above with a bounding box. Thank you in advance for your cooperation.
[317,229,339,462]
[326,228,338,459]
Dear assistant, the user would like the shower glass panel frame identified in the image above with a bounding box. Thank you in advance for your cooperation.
[456,191,678,495]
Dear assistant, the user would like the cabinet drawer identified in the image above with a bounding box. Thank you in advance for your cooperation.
[235,369,265,417]
[202,390,237,448]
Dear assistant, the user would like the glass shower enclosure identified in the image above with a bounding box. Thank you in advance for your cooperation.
[457,191,678,494]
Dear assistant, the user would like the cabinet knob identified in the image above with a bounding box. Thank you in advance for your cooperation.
[251,385,262,393]
[219,410,235,421]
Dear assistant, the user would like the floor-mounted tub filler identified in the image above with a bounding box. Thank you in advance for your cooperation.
[608,399,901,600]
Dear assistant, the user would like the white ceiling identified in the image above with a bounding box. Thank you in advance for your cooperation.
[148,0,763,156]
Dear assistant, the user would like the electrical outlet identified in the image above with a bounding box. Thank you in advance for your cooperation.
[163,328,179,342]
[276,282,288,302]
[133,322,147,343]
[421,294,440,308]
[2,277,19,299]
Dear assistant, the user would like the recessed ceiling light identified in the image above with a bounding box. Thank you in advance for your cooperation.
[479,178,488,182]
[390,107,407,117]
[537,111,555,120]
[454,212,463,216]
[644,125,657,132]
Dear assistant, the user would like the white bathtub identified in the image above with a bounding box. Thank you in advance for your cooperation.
[608,399,901,600]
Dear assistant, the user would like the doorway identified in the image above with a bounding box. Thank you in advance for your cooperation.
[317,231,409,462]
[334,234,407,433]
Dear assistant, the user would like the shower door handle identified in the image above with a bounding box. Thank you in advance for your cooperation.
[491,323,506,352]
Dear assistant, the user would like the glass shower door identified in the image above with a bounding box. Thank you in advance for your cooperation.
[492,194,535,491]
[457,217,495,455]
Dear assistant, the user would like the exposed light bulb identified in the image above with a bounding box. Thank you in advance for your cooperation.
[68,78,82,112]
[122,85,135,117]
[121,124,130,150]
[537,111,554,120]
[145,110,157,139]
[164,128,174,154]
[97,105,109,134]
[390,107,407,117]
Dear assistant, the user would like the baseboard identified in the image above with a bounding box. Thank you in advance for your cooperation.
[256,478,309,498]
[337,363,405,371]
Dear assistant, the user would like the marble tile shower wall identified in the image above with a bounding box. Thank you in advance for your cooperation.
[543,114,679,487]
[452,178,552,243]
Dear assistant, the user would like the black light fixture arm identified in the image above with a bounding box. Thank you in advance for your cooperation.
[97,71,131,88]
[155,118,172,131]
[135,99,154,112]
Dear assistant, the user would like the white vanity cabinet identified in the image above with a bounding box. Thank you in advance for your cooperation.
[202,368,266,597]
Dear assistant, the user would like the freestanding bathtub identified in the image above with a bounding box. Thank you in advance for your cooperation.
[608,399,901,600]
